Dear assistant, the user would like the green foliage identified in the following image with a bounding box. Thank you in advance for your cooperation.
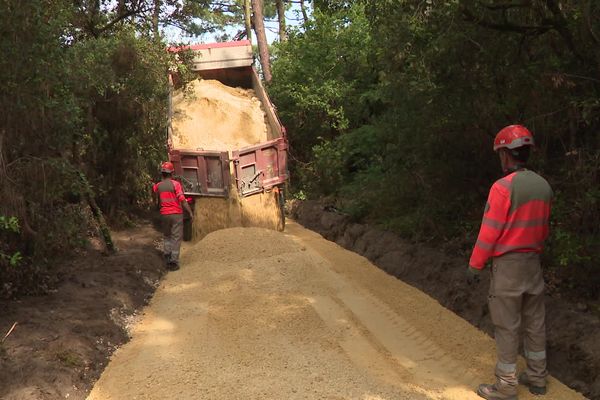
[270,3,380,190]
[0,217,20,234]
[270,0,600,294]
[0,216,21,268]
[56,349,83,368]
[0,158,97,298]
[0,214,25,298]
[0,0,188,297]
[69,30,171,217]
[22,160,95,257]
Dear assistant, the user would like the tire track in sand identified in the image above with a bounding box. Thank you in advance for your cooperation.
[286,221,586,400]
[301,243,481,400]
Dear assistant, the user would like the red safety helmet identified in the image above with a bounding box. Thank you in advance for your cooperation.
[493,125,535,151]
[160,161,174,173]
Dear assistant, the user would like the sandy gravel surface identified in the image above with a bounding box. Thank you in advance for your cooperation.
[87,222,586,400]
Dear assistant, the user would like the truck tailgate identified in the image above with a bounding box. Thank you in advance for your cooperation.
[169,150,230,197]
[232,137,288,197]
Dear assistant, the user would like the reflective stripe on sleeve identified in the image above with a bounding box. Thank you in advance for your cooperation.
[475,240,495,251]
[482,217,504,229]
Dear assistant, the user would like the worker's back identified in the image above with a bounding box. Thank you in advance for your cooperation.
[494,169,553,254]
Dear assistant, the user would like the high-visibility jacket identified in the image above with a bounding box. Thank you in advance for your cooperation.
[469,169,553,270]
[153,179,186,215]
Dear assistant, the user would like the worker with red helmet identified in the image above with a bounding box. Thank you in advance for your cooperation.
[153,161,193,270]
[468,125,553,400]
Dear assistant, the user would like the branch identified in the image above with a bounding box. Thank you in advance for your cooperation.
[544,0,582,59]
[2,322,18,343]
[95,7,145,36]
[477,1,532,11]
[211,2,242,12]
[461,6,552,34]
[585,0,600,45]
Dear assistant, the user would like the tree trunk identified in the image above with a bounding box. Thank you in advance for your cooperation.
[153,0,161,38]
[251,0,272,82]
[244,0,253,41]
[276,0,287,41]
[87,192,116,253]
[299,0,308,24]
[78,169,115,254]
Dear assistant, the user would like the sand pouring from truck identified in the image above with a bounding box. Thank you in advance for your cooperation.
[167,41,288,240]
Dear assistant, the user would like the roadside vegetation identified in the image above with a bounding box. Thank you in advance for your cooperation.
[0,1,169,297]
[269,0,600,297]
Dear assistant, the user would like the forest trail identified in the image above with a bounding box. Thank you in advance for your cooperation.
[87,222,585,400]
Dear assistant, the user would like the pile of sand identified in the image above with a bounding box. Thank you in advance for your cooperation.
[171,79,271,151]
[192,190,283,241]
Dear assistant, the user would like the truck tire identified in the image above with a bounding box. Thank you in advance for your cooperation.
[277,188,285,232]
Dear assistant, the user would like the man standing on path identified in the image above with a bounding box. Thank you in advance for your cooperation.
[467,125,553,400]
[153,161,193,271]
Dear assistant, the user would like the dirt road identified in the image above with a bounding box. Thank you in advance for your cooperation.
[87,222,585,400]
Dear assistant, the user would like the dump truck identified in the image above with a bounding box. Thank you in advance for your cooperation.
[167,40,288,240]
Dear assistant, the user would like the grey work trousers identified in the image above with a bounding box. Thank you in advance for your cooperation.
[161,213,183,264]
[489,252,547,394]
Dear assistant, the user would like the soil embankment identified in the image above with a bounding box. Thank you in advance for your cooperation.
[291,200,600,399]
[171,79,282,239]
[87,223,583,400]
[0,224,165,400]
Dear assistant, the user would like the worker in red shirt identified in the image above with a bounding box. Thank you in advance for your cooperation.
[468,125,553,400]
[153,161,193,271]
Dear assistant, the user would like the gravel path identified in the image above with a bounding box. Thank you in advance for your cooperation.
[87,222,586,400]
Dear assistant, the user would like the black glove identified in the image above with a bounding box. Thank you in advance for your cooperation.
[466,266,481,285]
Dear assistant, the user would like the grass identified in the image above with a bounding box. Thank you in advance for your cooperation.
[56,350,82,368]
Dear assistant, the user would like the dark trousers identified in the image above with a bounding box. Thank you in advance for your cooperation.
[161,213,183,264]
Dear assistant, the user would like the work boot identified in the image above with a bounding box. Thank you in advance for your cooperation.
[477,384,517,400]
[518,372,547,395]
